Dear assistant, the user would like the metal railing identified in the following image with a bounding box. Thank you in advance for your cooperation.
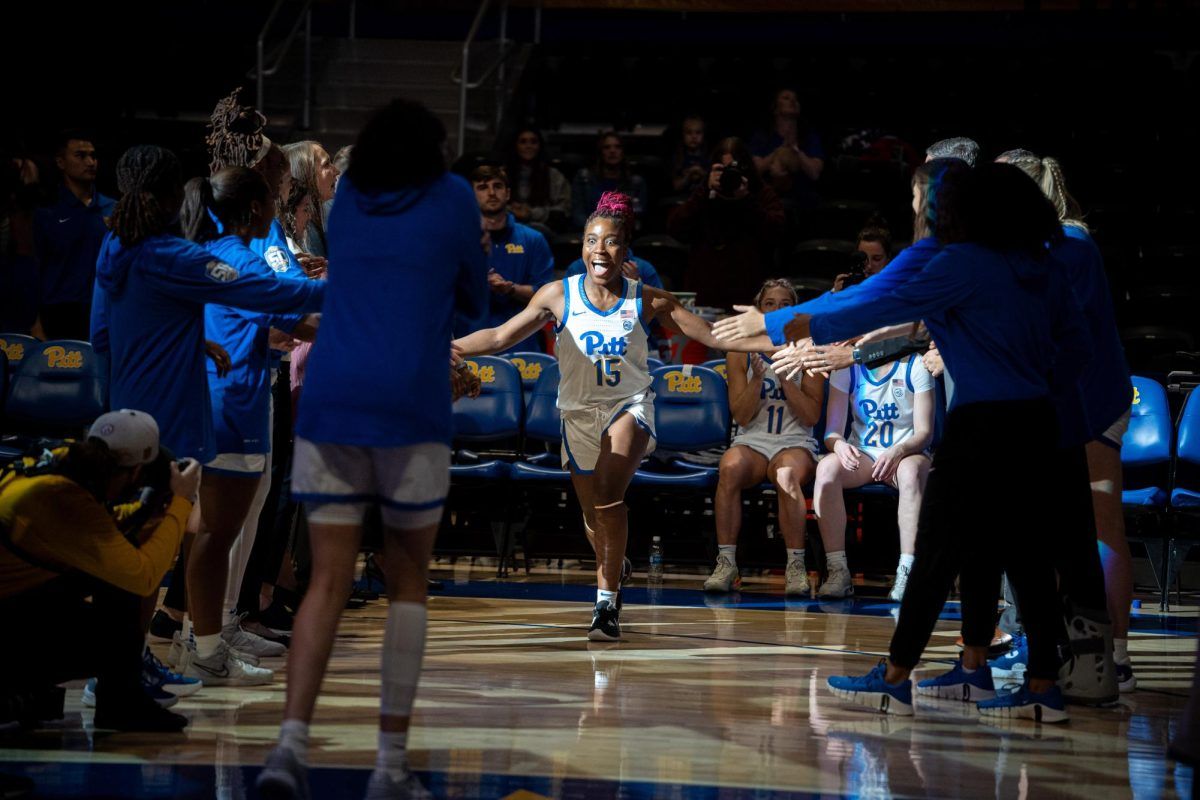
[254,0,315,129]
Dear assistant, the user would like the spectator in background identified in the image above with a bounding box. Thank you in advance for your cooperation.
[925,136,979,166]
[671,115,708,194]
[669,137,785,310]
[32,131,115,340]
[833,224,894,292]
[466,164,554,353]
[750,89,824,208]
[331,145,352,190]
[0,145,40,333]
[283,141,339,259]
[505,127,571,231]
[571,131,647,229]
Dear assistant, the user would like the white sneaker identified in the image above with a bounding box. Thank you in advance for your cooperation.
[889,564,911,602]
[182,640,274,686]
[703,555,740,592]
[784,561,811,597]
[223,613,287,658]
[818,564,854,598]
[257,745,310,800]
[169,629,262,668]
[364,768,432,800]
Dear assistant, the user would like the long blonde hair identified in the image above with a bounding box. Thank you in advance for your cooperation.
[997,149,1087,232]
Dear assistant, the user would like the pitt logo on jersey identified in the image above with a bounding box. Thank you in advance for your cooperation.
[859,398,900,422]
[1132,385,1141,406]
[465,361,496,384]
[504,243,525,254]
[666,371,703,394]
[579,331,629,358]
[45,346,83,369]
[760,377,785,401]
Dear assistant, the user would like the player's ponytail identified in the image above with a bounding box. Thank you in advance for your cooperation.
[181,167,269,244]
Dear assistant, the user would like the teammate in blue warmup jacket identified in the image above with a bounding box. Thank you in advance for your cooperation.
[259,100,490,800]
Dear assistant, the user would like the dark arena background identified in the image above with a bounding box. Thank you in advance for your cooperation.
[2,1,1200,798]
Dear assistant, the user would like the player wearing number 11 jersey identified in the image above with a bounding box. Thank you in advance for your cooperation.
[454,192,775,640]
[814,354,935,601]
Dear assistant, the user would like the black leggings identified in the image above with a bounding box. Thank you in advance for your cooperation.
[888,399,1069,681]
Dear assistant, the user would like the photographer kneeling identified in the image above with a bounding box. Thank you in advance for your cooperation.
[0,410,200,732]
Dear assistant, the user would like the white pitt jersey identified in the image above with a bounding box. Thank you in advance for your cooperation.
[556,275,652,411]
[731,356,815,440]
[830,354,934,452]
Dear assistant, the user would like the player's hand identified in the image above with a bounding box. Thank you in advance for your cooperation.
[769,341,806,380]
[296,254,328,278]
[798,342,855,377]
[205,340,232,377]
[620,260,641,281]
[170,458,202,502]
[268,328,300,353]
[833,440,862,472]
[451,364,482,401]
[712,305,766,342]
[923,341,944,378]
[832,273,851,293]
[872,447,905,485]
[749,353,767,378]
[488,271,515,295]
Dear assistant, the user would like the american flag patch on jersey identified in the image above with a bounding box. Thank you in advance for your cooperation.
[892,379,904,386]
[620,309,636,319]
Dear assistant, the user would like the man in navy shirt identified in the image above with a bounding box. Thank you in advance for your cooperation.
[34,131,115,340]
[470,163,554,352]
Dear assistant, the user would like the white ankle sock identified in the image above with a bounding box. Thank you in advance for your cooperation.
[717,544,737,566]
[787,548,805,566]
[377,731,408,779]
[279,719,310,760]
[195,633,222,660]
[827,550,848,570]
[1114,637,1130,664]
[381,602,427,719]
[597,589,617,605]
[898,553,915,570]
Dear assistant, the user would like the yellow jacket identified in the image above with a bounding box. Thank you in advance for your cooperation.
[0,467,190,599]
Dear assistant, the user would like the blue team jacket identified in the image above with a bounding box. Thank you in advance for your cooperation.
[34,185,116,306]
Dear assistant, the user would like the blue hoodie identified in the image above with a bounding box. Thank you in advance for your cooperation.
[1056,226,1132,438]
[91,233,325,461]
[764,238,941,346]
[295,172,488,448]
[809,243,1091,413]
[204,235,311,459]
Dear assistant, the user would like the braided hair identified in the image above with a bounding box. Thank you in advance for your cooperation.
[110,145,182,246]
[585,191,635,245]
[996,149,1087,232]
[206,87,268,174]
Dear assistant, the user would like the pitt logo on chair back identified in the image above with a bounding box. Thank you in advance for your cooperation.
[45,346,84,369]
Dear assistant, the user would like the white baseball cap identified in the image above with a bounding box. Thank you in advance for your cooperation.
[88,409,160,467]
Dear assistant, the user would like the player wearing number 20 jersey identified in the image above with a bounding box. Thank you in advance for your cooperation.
[556,273,655,472]
[829,354,934,462]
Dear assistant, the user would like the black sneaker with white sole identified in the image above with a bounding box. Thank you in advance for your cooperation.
[588,600,621,641]
[149,609,183,642]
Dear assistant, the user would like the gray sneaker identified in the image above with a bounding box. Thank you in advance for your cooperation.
[818,564,854,598]
[257,745,310,800]
[703,555,740,593]
[223,613,287,658]
[784,560,811,597]
[888,564,911,602]
[364,768,432,800]
[182,640,274,686]
[1057,609,1118,706]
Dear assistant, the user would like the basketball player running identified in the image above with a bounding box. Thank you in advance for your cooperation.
[454,192,774,640]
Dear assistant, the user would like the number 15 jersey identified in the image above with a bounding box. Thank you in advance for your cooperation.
[829,355,934,457]
[556,275,653,411]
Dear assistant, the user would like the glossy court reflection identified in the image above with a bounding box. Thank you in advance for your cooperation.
[0,573,1194,799]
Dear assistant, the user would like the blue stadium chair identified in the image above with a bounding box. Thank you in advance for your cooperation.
[1172,388,1200,509]
[646,357,665,372]
[510,362,570,483]
[3,340,108,438]
[633,365,730,488]
[450,356,523,481]
[0,350,7,423]
[1120,376,1171,509]
[0,333,39,379]
[702,358,728,380]
[507,352,556,408]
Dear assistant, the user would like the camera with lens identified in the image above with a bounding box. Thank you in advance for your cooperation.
[841,250,869,288]
[119,446,189,543]
[717,161,746,197]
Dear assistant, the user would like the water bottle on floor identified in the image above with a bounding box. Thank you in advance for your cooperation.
[648,536,664,583]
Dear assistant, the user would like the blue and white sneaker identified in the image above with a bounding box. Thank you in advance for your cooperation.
[987,634,1028,679]
[977,684,1069,723]
[827,660,914,716]
[82,678,178,709]
[143,648,202,698]
[917,661,997,701]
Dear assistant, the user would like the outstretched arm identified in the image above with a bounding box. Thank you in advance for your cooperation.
[645,287,776,353]
[453,281,563,357]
